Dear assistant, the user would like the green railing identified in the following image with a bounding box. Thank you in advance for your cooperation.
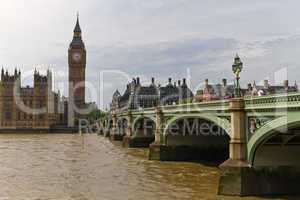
[244,92,300,110]
[116,92,300,116]
[161,100,229,112]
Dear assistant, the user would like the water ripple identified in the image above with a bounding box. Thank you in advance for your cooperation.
[0,134,294,200]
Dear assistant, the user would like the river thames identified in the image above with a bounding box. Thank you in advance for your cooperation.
[0,134,296,200]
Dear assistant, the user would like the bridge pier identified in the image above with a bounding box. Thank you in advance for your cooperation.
[123,112,155,148]
[149,107,164,159]
[110,112,125,141]
[217,98,300,196]
[219,165,300,196]
[218,98,250,195]
[122,110,134,147]
[102,118,110,137]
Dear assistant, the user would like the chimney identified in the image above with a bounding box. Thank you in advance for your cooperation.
[183,78,186,85]
[263,80,269,89]
[221,78,227,87]
[205,79,209,87]
[283,80,289,88]
[168,78,172,84]
[136,77,140,85]
[151,77,155,85]
[247,83,252,90]
[178,80,181,86]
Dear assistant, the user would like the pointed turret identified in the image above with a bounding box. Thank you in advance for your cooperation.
[70,13,85,48]
[113,89,121,98]
[74,13,81,34]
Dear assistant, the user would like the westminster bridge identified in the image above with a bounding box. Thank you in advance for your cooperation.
[100,92,300,196]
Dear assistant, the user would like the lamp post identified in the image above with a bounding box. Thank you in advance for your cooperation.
[232,54,243,98]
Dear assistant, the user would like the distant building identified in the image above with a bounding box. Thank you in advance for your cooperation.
[111,77,159,111]
[111,77,194,111]
[159,78,179,105]
[194,78,298,102]
[194,79,235,102]
[159,78,194,105]
[245,80,298,97]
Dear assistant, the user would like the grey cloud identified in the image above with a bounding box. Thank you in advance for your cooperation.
[88,37,240,107]
[2,0,300,109]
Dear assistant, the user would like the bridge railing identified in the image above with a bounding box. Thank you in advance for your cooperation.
[244,92,300,110]
[116,100,230,116]
[115,92,300,116]
[161,100,230,113]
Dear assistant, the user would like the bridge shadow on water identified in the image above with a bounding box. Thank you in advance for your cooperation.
[188,159,225,167]
[256,196,300,200]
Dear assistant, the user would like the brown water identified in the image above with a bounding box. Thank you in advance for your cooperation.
[0,134,296,200]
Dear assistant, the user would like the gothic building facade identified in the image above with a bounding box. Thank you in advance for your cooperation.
[0,69,63,129]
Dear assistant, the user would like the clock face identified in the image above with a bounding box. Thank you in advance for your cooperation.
[72,52,82,62]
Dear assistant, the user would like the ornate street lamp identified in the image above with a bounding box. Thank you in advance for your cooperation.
[232,54,243,98]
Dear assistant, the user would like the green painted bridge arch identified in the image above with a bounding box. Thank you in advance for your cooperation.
[162,113,231,137]
[247,113,300,166]
[159,113,231,160]
[132,115,156,131]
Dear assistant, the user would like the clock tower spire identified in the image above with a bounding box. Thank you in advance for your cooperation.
[68,14,86,127]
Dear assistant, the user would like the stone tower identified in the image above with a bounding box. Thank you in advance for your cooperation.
[68,15,86,127]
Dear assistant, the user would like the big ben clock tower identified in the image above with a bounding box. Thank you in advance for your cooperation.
[68,15,86,127]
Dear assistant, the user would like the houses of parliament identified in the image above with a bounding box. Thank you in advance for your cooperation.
[0,16,86,130]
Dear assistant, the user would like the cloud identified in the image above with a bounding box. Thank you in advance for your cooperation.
[1,1,300,108]
[89,37,239,107]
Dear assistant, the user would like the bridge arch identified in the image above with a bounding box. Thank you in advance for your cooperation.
[116,117,128,135]
[248,113,300,166]
[132,116,156,136]
[161,113,231,161]
[163,113,231,137]
[132,115,156,131]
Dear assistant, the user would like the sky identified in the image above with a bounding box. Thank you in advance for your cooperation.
[1,0,300,109]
